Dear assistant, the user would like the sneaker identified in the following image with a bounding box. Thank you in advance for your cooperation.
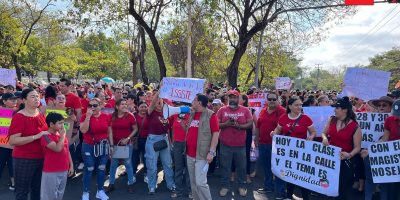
[250,171,256,178]
[82,192,89,200]
[104,184,115,193]
[219,188,229,197]
[144,176,148,183]
[148,188,155,195]
[257,188,273,194]
[96,190,109,200]
[127,184,134,194]
[238,187,247,197]
[132,176,137,184]
[78,162,84,170]
[246,176,252,184]
[8,183,15,191]
[188,192,193,199]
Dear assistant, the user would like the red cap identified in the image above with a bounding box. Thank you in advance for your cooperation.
[228,90,240,97]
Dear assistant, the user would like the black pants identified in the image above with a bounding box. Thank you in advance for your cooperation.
[336,159,355,200]
[287,183,310,200]
[0,147,13,179]
[172,141,190,193]
[13,158,43,200]
[353,154,365,181]
[208,141,219,174]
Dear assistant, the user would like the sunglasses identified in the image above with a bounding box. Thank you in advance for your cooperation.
[122,93,128,95]
[56,97,65,100]
[268,98,277,101]
[377,104,388,107]
[88,104,99,108]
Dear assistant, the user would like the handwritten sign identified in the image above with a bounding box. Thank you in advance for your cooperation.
[272,135,341,197]
[248,93,267,118]
[159,77,206,103]
[341,68,391,101]
[275,77,292,90]
[356,112,389,148]
[303,107,334,137]
[0,68,16,87]
[0,108,14,145]
[368,140,400,183]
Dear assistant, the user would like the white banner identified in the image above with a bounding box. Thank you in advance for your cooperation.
[368,140,400,183]
[341,68,390,101]
[159,77,206,103]
[272,135,341,197]
[303,106,334,137]
[248,93,267,118]
[275,77,292,90]
[356,112,390,148]
[0,68,16,87]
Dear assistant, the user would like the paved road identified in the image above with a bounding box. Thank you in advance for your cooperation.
[0,164,365,200]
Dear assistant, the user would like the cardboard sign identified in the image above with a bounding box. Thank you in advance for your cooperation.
[275,77,292,90]
[356,112,390,148]
[303,107,334,137]
[0,108,14,145]
[272,135,341,197]
[341,68,391,101]
[248,93,267,118]
[159,77,206,103]
[368,140,400,183]
[0,68,16,87]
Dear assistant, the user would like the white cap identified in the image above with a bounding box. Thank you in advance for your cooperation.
[212,99,222,105]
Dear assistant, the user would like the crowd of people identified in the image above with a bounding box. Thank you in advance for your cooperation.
[0,79,400,200]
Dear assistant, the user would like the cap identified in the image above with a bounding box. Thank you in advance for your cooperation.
[14,91,22,98]
[212,99,222,105]
[368,96,394,108]
[392,100,400,117]
[331,96,352,110]
[228,90,240,97]
[1,93,17,100]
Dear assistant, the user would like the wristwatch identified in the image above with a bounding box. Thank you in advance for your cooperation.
[208,150,216,157]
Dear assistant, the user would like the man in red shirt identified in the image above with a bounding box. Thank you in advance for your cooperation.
[184,94,219,200]
[254,93,286,198]
[105,87,123,108]
[59,78,82,126]
[217,90,253,197]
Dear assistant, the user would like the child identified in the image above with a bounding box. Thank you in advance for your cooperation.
[40,112,74,200]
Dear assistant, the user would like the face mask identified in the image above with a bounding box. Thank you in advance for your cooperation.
[229,100,238,108]
[87,92,95,99]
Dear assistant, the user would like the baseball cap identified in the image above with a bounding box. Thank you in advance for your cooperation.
[228,90,240,97]
[14,91,22,98]
[2,93,17,100]
[331,96,352,110]
[212,99,222,105]
[392,100,400,117]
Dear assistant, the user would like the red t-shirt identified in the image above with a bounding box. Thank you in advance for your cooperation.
[65,92,82,110]
[40,133,70,172]
[8,113,48,159]
[327,119,358,153]
[257,106,286,144]
[147,111,169,135]
[111,113,136,144]
[105,99,116,108]
[278,114,313,139]
[80,113,111,145]
[135,114,149,138]
[217,106,252,147]
[81,98,89,115]
[384,116,400,141]
[169,114,189,142]
[187,112,219,158]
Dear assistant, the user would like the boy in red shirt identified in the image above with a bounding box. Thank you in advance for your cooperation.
[40,112,74,200]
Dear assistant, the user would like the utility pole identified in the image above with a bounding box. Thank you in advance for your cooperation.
[186,1,192,78]
[315,64,322,90]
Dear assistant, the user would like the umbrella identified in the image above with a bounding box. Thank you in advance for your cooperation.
[101,77,115,83]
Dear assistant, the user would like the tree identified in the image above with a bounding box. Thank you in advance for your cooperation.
[366,48,400,90]
[0,5,23,68]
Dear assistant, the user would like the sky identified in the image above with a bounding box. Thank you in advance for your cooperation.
[301,3,400,70]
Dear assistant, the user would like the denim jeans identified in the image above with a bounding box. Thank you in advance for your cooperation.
[172,141,190,193]
[81,142,109,192]
[258,144,285,195]
[132,137,147,177]
[220,144,246,188]
[109,144,135,185]
[145,134,175,190]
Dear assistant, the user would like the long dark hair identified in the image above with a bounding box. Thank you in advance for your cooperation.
[44,85,57,100]
[286,96,301,114]
[241,94,249,107]
[112,99,127,121]
[338,96,356,124]
[17,88,36,112]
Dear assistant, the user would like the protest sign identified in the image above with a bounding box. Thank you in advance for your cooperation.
[0,68,16,87]
[159,77,206,103]
[248,93,267,117]
[341,68,391,101]
[272,135,341,197]
[275,77,292,90]
[368,140,400,183]
[355,112,390,148]
[303,107,334,137]
[0,108,13,145]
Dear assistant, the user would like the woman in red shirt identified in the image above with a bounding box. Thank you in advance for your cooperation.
[322,97,362,200]
[79,98,111,200]
[106,99,138,193]
[8,88,49,200]
[272,96,316,200]
[132,101,149,182]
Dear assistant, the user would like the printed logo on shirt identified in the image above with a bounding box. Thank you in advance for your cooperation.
[286,123,300,128]
[223,112,244,120]
[189,120,200,128]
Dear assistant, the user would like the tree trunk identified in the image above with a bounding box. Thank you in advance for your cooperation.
[139,27,149,85]
[47,71,52,82]
[129,49,139,85]
[227,42,250,88]
[11,53,22,81]
[254,29,264,88]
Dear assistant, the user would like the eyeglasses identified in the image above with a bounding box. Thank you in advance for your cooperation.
[122,93,128,95]
[56,97,65,100]
[88,104,99,108]
[268,98,277,101]
[377,104,388,107]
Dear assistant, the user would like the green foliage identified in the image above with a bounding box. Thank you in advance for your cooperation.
[0,5,23,67]
[366,48,400,90]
